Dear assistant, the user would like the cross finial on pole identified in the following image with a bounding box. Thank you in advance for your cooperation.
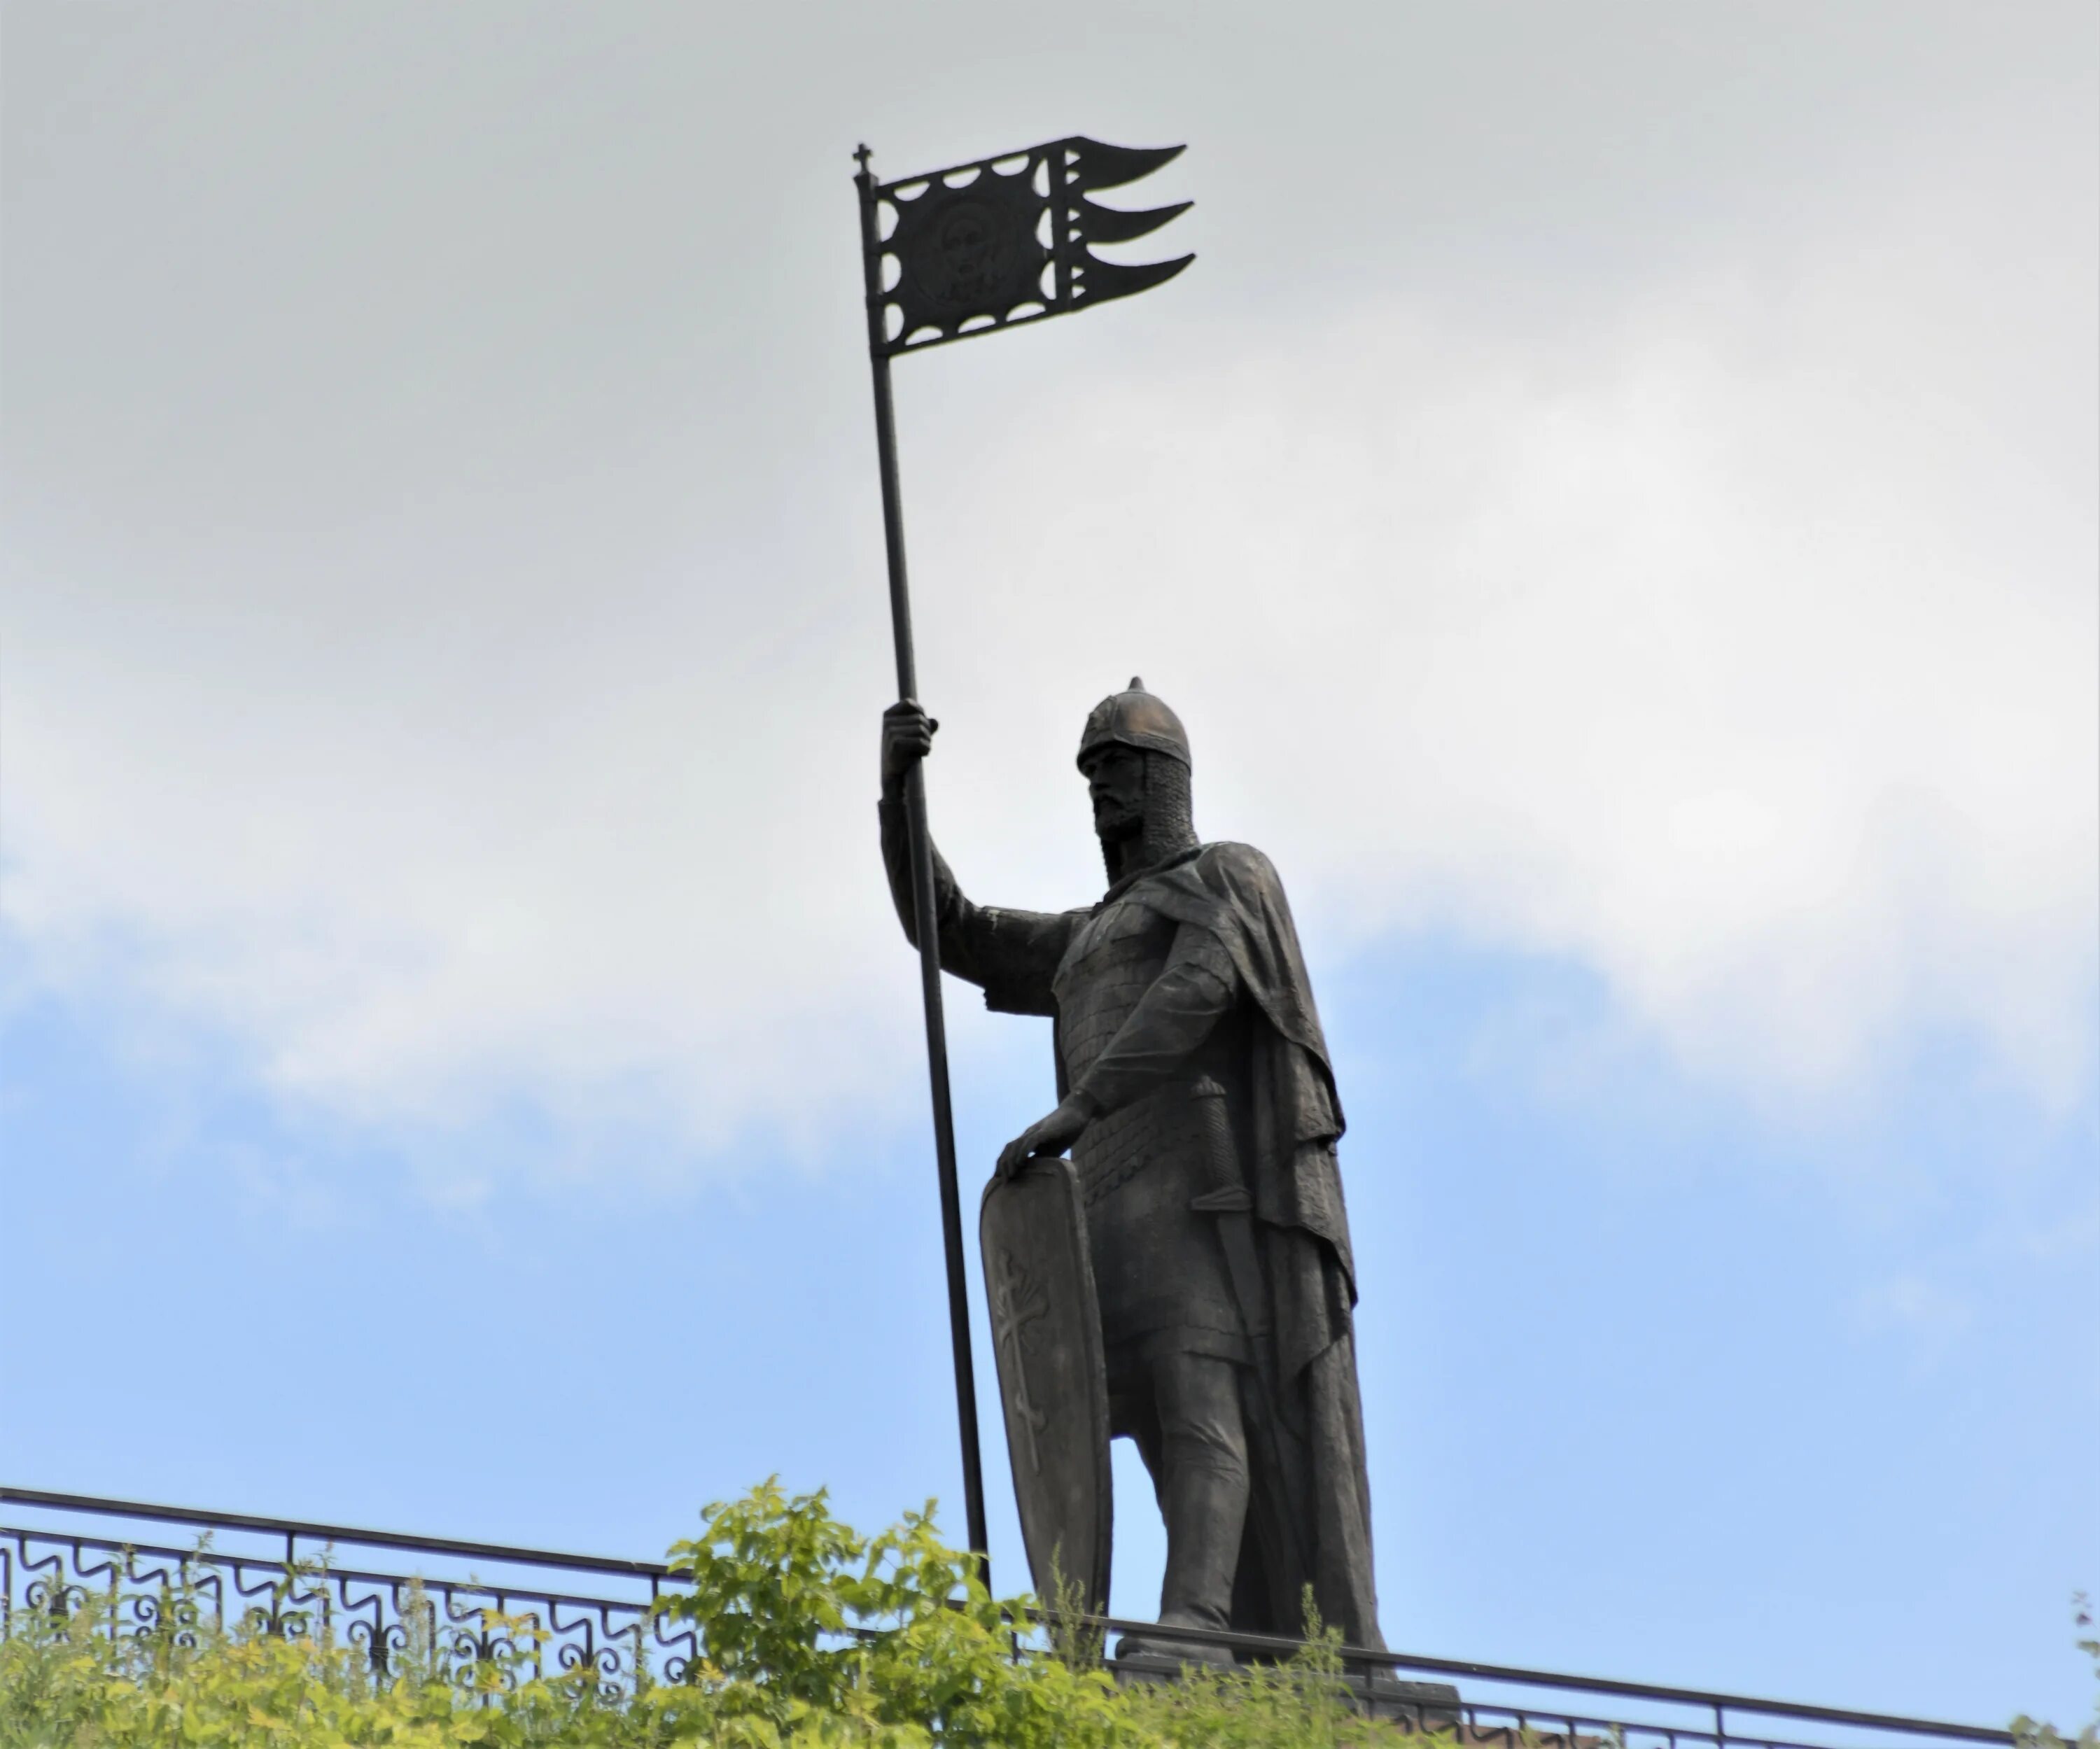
[853,142,872,176]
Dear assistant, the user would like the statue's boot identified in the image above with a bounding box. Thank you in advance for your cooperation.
[1116,1615,1238,1671]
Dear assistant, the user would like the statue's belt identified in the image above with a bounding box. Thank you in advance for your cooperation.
[1076,1076,1273,1344]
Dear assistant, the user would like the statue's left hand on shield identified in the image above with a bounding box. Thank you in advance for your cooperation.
[995,1092,1100,1180]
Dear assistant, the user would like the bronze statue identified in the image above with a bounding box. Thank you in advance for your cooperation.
[879,681,1384,1664]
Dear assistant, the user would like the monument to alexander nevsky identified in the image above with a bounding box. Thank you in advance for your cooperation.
[878,681,1385,1665]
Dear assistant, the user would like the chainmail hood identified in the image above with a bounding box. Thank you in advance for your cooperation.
[1099,747,1198,887]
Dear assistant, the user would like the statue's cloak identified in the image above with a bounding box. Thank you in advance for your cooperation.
[1119,843,1382,1648]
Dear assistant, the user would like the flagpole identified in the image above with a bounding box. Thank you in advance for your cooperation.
[853,144,992,1582]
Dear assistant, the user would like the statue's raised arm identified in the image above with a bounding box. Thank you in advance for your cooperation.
[877,703,1077,1018]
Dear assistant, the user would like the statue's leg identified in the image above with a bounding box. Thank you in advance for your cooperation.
[1112,1347,1249,1667]
[1110,1379,1166,1508]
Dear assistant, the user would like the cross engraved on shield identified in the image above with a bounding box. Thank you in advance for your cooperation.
[989,1245,1050,1472]
[979,1157,1112,1615]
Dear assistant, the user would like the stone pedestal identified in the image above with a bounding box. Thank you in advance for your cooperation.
[1108,1653,1462,1723]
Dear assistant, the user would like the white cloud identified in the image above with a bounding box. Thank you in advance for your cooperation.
[908,185,2096,1111]
[3,7,2091,1167]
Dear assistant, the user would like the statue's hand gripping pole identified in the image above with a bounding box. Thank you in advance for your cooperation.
[855,146,992,1581]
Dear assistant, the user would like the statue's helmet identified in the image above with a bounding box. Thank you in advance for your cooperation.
[1077,677,1191,771]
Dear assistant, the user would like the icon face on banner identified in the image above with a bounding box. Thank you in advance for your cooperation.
[867,137,1193,354]
[905,189,1031,314]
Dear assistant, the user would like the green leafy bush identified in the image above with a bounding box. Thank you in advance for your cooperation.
[0,1482,1422,1747]
[2012,1594,2100,1749]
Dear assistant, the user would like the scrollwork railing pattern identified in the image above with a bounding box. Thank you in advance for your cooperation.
[1,1498,694,1699]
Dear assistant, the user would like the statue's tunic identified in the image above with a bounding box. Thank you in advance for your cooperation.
[878,803,1385,1650]
[1054,887,1247,1368]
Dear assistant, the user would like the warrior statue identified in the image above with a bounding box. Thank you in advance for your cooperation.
[878,680,1385,1663]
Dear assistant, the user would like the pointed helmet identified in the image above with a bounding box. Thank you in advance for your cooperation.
[1077,676,1191,771]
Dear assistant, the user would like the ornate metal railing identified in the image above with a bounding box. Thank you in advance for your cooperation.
[0,1487,694,1695]
[1,1487,2017,1746]
[1078,1612,2017,1749]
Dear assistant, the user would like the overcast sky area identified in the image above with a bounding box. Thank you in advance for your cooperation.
[3,0,2095,1726]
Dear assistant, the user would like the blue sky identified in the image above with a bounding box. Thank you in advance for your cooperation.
[4,942,2092,1723]
[3,1,2095,1732]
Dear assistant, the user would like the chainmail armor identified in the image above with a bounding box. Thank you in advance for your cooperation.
[1057,895,1192,1207]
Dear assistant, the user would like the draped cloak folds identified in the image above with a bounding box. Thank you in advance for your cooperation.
[878,803,1384,1648]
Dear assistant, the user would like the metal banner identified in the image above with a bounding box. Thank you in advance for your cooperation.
[979,1158,1112,1614]
[862,137,1192,355]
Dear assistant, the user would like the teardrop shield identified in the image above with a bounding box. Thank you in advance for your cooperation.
[857,136,1194,356]
[981,1157,1113,1617]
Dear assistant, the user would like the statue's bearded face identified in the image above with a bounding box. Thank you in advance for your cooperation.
[1081,744,1147,843]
